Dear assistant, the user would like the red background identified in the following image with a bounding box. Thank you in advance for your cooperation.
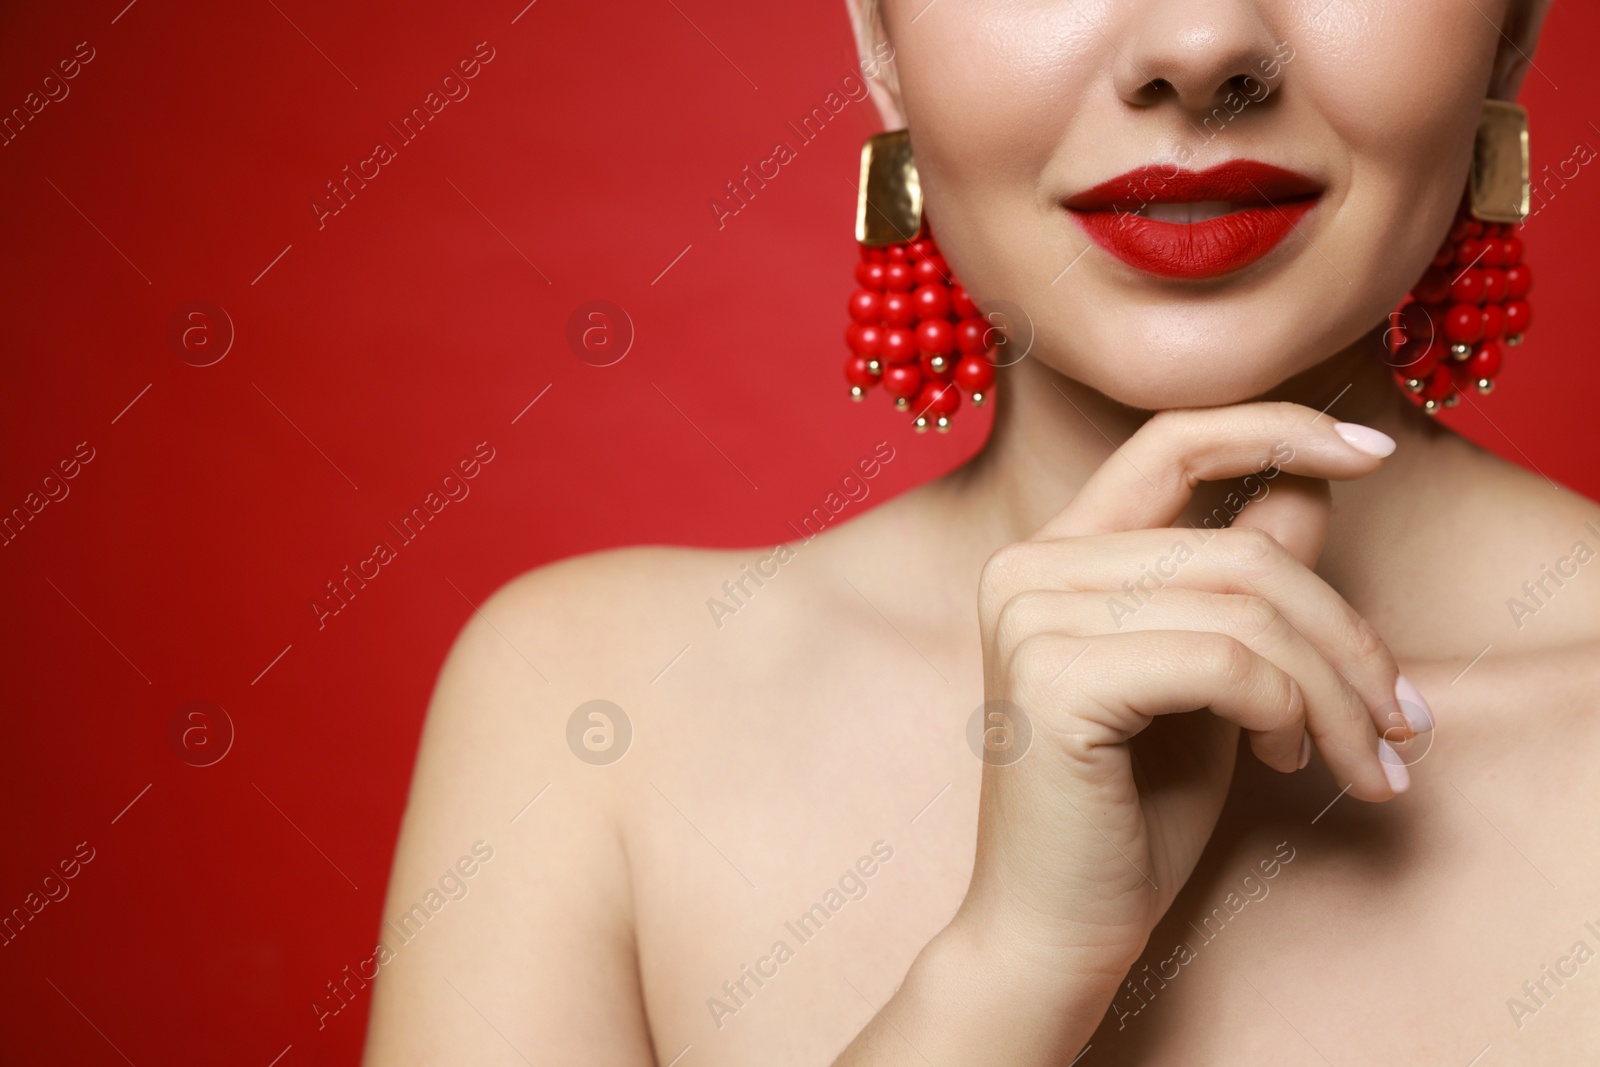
[1,1,1595,1063]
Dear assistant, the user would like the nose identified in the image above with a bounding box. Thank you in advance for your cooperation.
[1110,0,1285,113]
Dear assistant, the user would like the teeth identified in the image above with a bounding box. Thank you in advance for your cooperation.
[1139,201,1241,223]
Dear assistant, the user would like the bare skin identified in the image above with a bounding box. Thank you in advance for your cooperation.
[361,344,1600,1065]
[361,1,1598,1061]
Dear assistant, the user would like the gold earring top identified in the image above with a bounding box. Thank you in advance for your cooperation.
[1471,100,1530,224]
[856,129,923,246]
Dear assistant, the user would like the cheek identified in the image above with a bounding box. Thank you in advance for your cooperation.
[892,3,1095,201]
[1302,5,1496,160]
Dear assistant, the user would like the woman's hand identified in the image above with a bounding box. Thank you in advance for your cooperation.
[834,402,1429,1065]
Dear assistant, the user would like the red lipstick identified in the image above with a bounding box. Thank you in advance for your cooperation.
[1064,160,1323,280]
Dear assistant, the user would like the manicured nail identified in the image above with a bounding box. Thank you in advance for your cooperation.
[1298,733,1311,770]
[1395,674,1434,733]
[1378,738,1410,794]
[1333,422,1396,458]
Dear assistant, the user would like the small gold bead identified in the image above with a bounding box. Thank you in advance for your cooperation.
[913,415,930,433]
[929,355,948,374]
[893,396,909,411]
[1443,393,1460,408]
[849,385,866,402]
[971,391,987,407]
[935,415,951,433]
[1449,343,1472,361]
[1422,399,1442,415]
[1476,378,1495,394]
[1506,334,1524,347]
[867,358,883,376]
[1404,378,1425,394]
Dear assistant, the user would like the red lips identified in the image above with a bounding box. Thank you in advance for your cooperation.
[1064,160,1323,280]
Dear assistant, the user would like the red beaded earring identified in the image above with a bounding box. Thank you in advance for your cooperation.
[1386,100,1533,413]
[843,131,999,432]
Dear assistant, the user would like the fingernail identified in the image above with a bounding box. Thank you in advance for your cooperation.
[1299,733,1311,770]
[1378,738,1410,794]
[1395,674,1434,733]
[1333,422,1396,458]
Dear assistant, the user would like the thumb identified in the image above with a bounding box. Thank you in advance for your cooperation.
[1224,473,1332,570]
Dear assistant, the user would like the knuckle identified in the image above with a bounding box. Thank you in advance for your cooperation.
[995,590,1047,653]
[1197,631,1256,691]
[979,542,1032,607]
[1225,525,1283,572]
[1227,593,1282,644]
[1345,612,1390,665]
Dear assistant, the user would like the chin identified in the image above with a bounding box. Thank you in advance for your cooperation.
[1024,313,1327,412]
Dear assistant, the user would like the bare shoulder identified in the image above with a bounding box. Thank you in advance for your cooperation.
[460,538,851,697]
[1361,429,1600,657]
[366,542,823,1064]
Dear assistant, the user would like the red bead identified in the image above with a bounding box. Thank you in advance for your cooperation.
[881,291,917,328]
[847,322,884,355]
[1443,303,1483,343]
[915,317,955,355]
[860,245,886,263]
[1505,263,1533,299]
[855,261,887,289]
[844,354,877,387]
[1466,340,1504,379]
[908,239,935,263]
[1453,238,1484,268]
[916,380,961,416]
[913,257,946,286]
[1448,219,1473,244]
[956,316,990,354]
[1397,335,1441,378]
[1431,244,1455,269]
[884,262,915,292]
[1399,301,1437,344]
[951,284,979,320]
[1390,304,1440,374]
[955,354,995,392]
[1481,268,1508,303]
[848,289,881,324]
[881,327,918,363]
[919,352,955,381]
[1501,236,1524,267]
[887,244,909,264]
[1422,365,1455,400]
[1450,269,1487,305]
[1412,266,1452,305]
[911,283,952,322]
[1504,299,1532,335]
[1480,304,1506,341]
[1383,309,1406,355]
[882,363,922,398]
[1478,239,1505,267]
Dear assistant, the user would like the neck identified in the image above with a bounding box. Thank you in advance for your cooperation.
[938,328,1455,578]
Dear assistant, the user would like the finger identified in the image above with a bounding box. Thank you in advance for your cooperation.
[1008,630,1377,791]
[980,527,1426,744]
[995,589,1383,786]
[1226,473,1331,570]
[1031,402,1395,541]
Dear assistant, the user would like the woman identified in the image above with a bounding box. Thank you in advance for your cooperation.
[364,0,1600,1062]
